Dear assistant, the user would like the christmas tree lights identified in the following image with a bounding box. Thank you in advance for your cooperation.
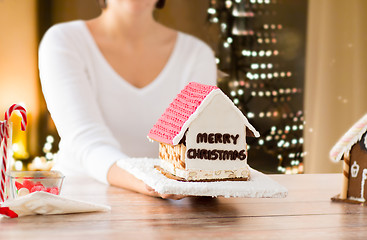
[208,0,307,174]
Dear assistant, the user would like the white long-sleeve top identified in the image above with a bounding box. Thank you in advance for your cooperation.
[39,20,217,184]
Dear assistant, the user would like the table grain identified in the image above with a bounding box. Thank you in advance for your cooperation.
[1,173,366,240]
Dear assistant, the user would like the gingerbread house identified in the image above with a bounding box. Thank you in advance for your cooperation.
[330,114,367,204]
[147,82,259,181]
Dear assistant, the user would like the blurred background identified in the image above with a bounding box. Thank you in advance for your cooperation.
[0,0,366,174]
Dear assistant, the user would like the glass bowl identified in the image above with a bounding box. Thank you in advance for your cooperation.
[7,170,65,199]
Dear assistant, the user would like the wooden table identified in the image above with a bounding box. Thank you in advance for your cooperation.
[1,173,367,239]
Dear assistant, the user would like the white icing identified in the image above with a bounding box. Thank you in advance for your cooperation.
[348,196,365,203]
[160,160,250,181]
[350,168,367,202]
[360,169,367,201]
[172,89,259,145]
[185,93,248,170]
[329,114,367,162]
[351,161,360,178]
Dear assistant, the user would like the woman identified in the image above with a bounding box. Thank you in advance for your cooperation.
[39,0,217,199]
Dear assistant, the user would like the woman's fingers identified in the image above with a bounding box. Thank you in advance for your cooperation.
[159,194,186,200]
[145,184,187,200]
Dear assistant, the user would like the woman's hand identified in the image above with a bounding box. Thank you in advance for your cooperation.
[144,185,186,200]
[107,163,187,200]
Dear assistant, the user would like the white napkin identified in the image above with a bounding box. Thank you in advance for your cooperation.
[117,158,288,198]
[0,191,110,218]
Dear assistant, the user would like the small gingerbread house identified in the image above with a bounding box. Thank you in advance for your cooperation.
[148,82,259,181]
[330,114,367,204]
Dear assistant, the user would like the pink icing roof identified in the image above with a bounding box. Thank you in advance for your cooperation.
[148,82,219,144]
[330,114,367,162]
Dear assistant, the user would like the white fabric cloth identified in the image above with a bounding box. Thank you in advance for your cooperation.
[39,20,217,184]
[117,158,288,198]
[0,192,110,218]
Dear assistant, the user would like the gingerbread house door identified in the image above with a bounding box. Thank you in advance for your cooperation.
[347,140,367,201]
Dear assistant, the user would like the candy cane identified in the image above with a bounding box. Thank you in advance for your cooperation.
[0,122,7,202]
[0,104,27,202]
[0,123,8,202]
[5,104,27,131]
[0,121,3,142]
[0,136,7,201]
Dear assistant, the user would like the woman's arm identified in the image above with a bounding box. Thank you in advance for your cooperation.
[39,23,185,199]
[39,24,123,183]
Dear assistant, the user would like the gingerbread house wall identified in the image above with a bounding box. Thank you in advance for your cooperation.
[185,93,248,171]
[348,141,367,201]
[159,143,186,170]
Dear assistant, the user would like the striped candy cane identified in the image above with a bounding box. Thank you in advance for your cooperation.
[5,104,27,131]
[0,122,9,202]
[0,104,27,202]
[0,121,3,143]
[0,122,5,202]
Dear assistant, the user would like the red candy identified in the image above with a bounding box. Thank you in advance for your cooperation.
[31,185,46,193]
[22,180,35,191]
[16,180,59,195]
[14,181,24,190]
[34,182,44,187]
[47,187,59,195]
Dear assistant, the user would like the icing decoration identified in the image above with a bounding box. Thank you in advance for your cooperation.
[186,148,246,160]
[330,114,367,162]
[361,169,367,201]
[183,91,251,170]
[196,133,239,144]
[350,161,360,178]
